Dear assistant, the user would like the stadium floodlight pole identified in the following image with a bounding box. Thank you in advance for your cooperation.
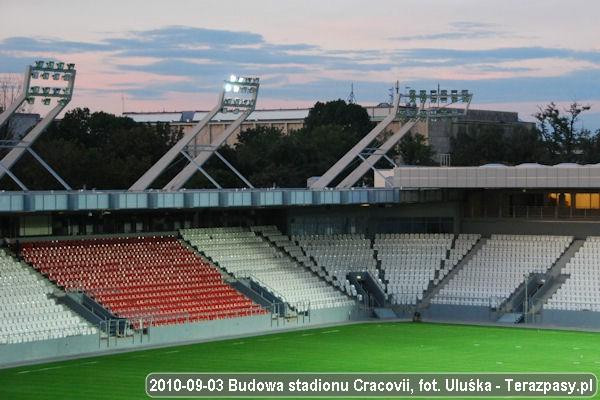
[0,60,76,187]
[128,93,224,191]
[309,82,402,189]
[335,87,474,189]
[162,75,259,191]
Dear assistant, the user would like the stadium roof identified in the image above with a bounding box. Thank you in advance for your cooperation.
[125,109,310,123]
[391,164,600,189]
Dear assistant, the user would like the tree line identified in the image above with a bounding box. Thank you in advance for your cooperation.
[450,102,598,166]
[0,100,596,190]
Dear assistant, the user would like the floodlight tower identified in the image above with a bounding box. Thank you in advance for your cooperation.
[129,75,259,191]
[161,75,259,191]
[0,60,76,189]
[309,86,473,189]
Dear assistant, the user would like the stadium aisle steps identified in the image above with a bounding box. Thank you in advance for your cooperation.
[180,227,354,311]
[546,237,600,312]
[432,234,573,308]
[374,233,479,305]
[251,226,354,297]
[420,237,486,308]
[294,233,380,297]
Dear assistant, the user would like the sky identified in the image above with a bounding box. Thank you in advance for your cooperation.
[1,0,599,129]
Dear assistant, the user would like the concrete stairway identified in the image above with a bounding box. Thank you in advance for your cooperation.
[526,239,583,314]
[178,239,236,282]
[529,274,570,314]
[547,239,584,278]
[497,312,523,324]
[252,227,349,297]
[418,237,487,309]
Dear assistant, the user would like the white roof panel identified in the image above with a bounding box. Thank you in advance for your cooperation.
[126,113,182,123]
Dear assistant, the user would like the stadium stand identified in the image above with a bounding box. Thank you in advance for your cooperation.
[293,234,379,290]
[546,236,600,311]
[20,236,266,326]
[433,234,572,307]
[252,226,365,299]
[374,233,480,305]
[250,226,317,273]
[0,249,96,344]
[180,227,354,311]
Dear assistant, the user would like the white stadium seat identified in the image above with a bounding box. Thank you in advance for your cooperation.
[181,227,355,312]
[432,234,572,307]
[546,237,600,311]
[0,249,97,344]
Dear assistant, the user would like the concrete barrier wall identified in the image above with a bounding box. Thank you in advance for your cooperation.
[0,305,358,368]
[539,309,600,330]
[422,304,493,323]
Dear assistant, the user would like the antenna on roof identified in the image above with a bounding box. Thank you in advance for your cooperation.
[347,82,356,104]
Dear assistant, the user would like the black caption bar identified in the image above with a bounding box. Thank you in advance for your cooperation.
[146,373,597,398]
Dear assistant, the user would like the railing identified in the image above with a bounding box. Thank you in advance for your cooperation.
[466,205,600,220]
[429,294,506,309]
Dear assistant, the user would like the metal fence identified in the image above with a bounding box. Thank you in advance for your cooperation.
[467,205,600,220]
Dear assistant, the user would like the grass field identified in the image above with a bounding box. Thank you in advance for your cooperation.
[0,322,599,399]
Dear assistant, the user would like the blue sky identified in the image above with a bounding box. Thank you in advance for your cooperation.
[0,0,599,129]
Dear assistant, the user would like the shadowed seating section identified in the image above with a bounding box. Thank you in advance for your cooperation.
[547,237,600,311]
[0,249,96,344]
[433,234,572,307]
[181,227,354,311]
[21,236,266,326]
[374,233,479,305]
[293,234,379,290]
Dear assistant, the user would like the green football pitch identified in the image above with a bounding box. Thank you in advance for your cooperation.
[0,322,599,399]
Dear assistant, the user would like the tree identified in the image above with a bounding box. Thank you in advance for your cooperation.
[450,124,506,166]
[0,74,24,113]
[398,133,436,165]
[181,100,376,189]
[450,123,546,166]
[502,125,547,165]
[534,102,591,163]
[0,108,182,190]
[578,128,600,164]
[304,99,374,134]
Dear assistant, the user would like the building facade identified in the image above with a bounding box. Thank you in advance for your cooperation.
[125,105,534,164]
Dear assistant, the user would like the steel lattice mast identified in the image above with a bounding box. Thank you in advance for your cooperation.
[130,75,260,191]
[310,86,473,189]
[0,60,76,190]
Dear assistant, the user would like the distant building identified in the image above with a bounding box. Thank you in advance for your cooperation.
[125,105,534,164]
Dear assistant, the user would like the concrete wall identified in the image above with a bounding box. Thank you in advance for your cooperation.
[422,304,493,323]
[540,309,600,330]
[0,305,358,368]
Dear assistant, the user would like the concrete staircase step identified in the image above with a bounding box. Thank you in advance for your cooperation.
[497,312,523,324]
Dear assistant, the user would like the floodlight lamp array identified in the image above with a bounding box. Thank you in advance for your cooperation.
[33,60,75,72]
[397,106,468,122]
[402,88,472,108]
[223,76,259,95]
[226,75,259,85]
[26,60,75,106]
[222,98,256,113]
[221,75,259,113]
[31,60,75,82]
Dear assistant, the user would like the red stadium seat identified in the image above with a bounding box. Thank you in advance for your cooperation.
[21,236,267,327]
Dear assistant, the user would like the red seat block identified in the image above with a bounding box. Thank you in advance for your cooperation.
[22,236,268,327]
